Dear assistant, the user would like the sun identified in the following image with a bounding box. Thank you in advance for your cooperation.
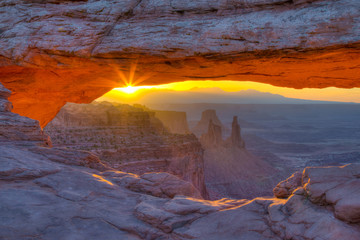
[120,85,137,94]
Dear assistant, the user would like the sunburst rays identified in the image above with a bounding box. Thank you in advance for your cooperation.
[114,60,155,90]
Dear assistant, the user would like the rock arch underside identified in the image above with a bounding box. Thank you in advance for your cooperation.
[0,0,360,126]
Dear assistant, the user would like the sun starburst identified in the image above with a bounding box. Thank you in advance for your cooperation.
[112,59,156,94]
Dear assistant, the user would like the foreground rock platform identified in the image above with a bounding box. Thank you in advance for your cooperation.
[1,0,360,126]
[1,84,360,239]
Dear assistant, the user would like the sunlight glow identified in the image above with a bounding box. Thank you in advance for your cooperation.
[120,85,137,94]
[113,59,156,92]
[99,80,360,104]
[92,174,114,186]
[114,85,158,95]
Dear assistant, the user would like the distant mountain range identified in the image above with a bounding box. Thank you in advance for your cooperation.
[135,88,355,104]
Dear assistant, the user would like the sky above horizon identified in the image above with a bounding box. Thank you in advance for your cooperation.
[97,80,360,104]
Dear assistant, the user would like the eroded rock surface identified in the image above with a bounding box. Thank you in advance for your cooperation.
[0,83,51,146]
[1,84,360,239]
[303,164,360,223]
[2,0,360,126]
[45,101,208,198]
[197,110,278,199]
[273,170,302,198]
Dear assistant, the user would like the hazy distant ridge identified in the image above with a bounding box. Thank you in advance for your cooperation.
[137,88,355,104]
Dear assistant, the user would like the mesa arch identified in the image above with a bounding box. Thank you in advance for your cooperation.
[0,0,360,127]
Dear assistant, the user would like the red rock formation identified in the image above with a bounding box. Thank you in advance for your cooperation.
[226,116,245,148]
[0,83,51,146]
[192,109,226,137]
[1,0,360,126]
[273,171,302,198]
[45,101,208,198]
[47,102,163,131]
[197,111,282,199]
[199,113,245,149]
[199,119,223,147]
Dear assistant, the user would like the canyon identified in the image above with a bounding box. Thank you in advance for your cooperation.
[1,0,360,126]
[1,83,360,239]
[151,102,360,170]
[45,102,288,200]
[45,102,208,198]
[1,0,360,239]
[198,112,284,199]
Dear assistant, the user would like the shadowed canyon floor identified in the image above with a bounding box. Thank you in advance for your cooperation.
[1,83,360,239]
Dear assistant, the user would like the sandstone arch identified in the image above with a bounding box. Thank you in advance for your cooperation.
[0,0,360,126]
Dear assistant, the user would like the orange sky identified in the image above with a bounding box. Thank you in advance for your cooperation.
[98,80,360,104]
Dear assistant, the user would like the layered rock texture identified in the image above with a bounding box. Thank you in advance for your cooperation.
[45,101,208,198]
[173,164,360,239]
[1,0,360,126]
[1,84,360,239]
[0,83,51,146]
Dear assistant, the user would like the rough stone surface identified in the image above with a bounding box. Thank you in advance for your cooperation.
[104,171,203,199]
[2,0,360,126]
[1,77,360,239]
[0,83,51,146]
[303,164,360,223]
[273,170,302,198]
[2,139,360,240]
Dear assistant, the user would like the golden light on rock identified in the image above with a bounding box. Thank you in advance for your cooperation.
[92,174,114,186]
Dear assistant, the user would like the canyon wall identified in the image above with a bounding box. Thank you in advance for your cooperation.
[47,102,163,130]
[1,0,360,125]
[45,102,208,198]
